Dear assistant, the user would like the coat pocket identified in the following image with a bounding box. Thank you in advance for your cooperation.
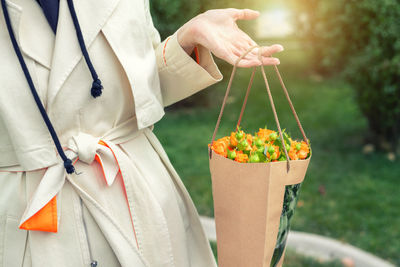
[0,216,28,267]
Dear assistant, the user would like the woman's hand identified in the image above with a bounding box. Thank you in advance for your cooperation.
[177,8,284,68]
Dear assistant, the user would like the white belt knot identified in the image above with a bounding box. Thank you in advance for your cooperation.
[18,115,145,233]
[68,132,100,165]
[64,132,120,186]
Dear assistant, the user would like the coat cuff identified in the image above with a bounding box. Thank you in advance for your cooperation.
[156,31,223,107]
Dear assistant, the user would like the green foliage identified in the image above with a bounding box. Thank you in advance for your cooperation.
[293,0,400,151]
[149,0,201,39]
[149,0,258,40]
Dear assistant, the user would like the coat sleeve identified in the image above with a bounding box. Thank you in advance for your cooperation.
[144,0,223,107]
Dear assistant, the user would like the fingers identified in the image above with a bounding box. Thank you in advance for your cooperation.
[236,57,280,68]
[250,45,284,57]
[231,52,281,68]
[258,56,281,65]
[220,47,281,68]
[232,44,284,66]
[233,48,281,67]
[260,44,284,56]
[227,8,260,21]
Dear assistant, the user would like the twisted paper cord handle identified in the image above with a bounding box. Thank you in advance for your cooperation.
[210,45,309,172]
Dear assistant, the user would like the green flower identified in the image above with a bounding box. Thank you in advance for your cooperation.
[296,143,302,151]
[227,149,236,160]
[237,139,249,151]
[249,153,261,163]
[254,138,264,148]
[268,145,275,154]
[285,143,290,152]
[269,132,278,141]
[278,155,286,161]
[235,131,244,141]
[257,146,265,153]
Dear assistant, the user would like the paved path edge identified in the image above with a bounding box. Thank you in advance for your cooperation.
[199,216,395,267]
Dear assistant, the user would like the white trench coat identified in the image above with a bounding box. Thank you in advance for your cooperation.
[0,0,223,266]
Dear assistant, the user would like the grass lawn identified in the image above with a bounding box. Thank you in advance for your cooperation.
[153,46,400,265]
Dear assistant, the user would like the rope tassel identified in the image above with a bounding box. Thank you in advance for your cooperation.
[67,0,103,98]
[91,78,103,98]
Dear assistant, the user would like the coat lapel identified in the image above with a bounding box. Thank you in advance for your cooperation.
[5,0,55,69]
[46,0,121,108]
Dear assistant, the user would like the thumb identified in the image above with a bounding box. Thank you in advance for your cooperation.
[233,9,260,21]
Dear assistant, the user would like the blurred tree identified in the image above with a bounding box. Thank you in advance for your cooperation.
[292,0,400,153]
[150,0,258,39]
[149,0,201,40]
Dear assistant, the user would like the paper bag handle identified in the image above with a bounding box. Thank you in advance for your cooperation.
[209,45,309,172]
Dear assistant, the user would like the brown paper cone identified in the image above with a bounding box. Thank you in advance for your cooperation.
[209,148,310,267]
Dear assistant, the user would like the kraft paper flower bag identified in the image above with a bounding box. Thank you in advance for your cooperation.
[208,46,311,267]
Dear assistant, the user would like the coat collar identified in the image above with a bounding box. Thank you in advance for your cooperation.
[47,0,121,107]
[5,0,55,69]
[5,0,121,108]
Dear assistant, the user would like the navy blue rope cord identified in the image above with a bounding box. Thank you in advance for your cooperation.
[1,0,75,174]
[67,0,103,98]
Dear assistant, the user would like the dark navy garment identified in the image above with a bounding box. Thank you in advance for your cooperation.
[36,0,60,33]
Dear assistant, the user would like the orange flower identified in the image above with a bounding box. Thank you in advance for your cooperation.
[266,145,281,160]
[220,136,230,147]
[257,128,275,142]
[230,132,239,146]
[230,130,245,147]
[298,141,310,159]
[246,134,253,146]
[289,141,310,160]
[288,149,298,160]
[298,150,308,159]
[235,151,248,163]
[210,137,230,157]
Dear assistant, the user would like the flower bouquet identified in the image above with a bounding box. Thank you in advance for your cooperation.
[208,46,311,267]
[209,127,310,164]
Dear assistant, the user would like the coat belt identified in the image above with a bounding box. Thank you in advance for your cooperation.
[18,116,151,233]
